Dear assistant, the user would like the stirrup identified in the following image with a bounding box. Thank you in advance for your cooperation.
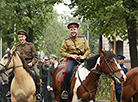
[6,91,11,98]
[36,93,42,101]
[61,90,69,99]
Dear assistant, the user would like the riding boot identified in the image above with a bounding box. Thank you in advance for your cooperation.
[60,81,69,100]
[5,84,11,98]
[36,84,42,101]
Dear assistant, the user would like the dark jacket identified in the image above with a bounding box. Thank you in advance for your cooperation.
[40,63,49,84]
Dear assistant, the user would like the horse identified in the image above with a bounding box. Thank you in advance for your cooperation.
[121,67,138,102]
[52,50,127,102]
[0,46,36,102]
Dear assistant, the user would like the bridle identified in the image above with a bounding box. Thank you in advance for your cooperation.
[0,51,23,72]
[77,53,123,102]
[91,54,122,76]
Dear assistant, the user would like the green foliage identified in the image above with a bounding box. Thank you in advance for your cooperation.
[0,0,63,49]
[96,74,112,100]
[68,0,138,41]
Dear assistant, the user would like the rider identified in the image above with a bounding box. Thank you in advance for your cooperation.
[114,55,128,102]
[60,22,90,99]
[6,30,41,100]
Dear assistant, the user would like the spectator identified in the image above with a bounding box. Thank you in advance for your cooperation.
[40,56,52,102]
[114,55,128,102]
[47,54,59,102]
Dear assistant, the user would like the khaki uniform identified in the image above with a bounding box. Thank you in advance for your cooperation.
[60,35,90,58]
[16,42,40,84]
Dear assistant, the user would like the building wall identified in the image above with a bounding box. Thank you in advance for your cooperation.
[103,36,131,70]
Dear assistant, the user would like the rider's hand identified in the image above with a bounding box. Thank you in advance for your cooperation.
[28,62,32,67]
[79,55,85,60]
[47,88,51,91]
[70,54,79,59]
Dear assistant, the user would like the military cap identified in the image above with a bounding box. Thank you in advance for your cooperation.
[49,54,57,59]
[117,55,126,60]
[44,55,49,60]
[17,29,28,37]
[67,22,79,29]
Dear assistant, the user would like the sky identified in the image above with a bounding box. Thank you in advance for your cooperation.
[53,1,75,16]
[54,3,71,14]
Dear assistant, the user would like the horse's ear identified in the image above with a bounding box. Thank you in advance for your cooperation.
[5,48,10,53]
[10,46,16,54]
[102,49,106,55]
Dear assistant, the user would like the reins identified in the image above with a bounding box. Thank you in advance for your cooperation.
[0,51,23,72]
[76,52,122,101]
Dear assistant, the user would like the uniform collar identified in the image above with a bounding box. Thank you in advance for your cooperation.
[71,35,78,40]
[21,41,26,46]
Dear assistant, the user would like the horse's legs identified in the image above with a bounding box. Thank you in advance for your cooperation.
[27,95,36,102]
[11,97,17,102]
[54,92,61,102]
[133,92,138,102]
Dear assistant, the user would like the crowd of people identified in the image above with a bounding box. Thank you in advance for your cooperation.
[0,22,128,102]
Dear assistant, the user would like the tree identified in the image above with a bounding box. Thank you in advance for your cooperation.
[0,0,62,50]
[67,0,138,68]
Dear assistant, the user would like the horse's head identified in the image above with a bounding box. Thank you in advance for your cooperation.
[84,50,127,83]
[100,50,127,83]
[0,46,18,73]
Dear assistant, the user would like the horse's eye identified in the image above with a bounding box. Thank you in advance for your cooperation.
[4,56,8,59]
[110,61,114,64]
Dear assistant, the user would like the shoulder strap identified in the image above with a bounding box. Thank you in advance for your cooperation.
[71,37,83,54]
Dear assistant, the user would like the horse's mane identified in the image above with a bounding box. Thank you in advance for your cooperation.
[83,51,117,71]
[83,53,101,71]
[106,51,117,60]
[16,52,32,76]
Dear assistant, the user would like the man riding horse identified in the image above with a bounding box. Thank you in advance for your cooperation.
[60,22,90,100]
[6,29,41,100]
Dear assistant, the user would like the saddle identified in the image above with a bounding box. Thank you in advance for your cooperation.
[58,65,79,83]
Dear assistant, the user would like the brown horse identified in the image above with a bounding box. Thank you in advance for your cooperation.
[121,67,138,102]
[0,46,36,102]
[52,50,127,102]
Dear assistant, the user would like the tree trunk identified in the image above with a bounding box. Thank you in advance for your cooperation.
[27,27,33,43]
[99,35,102,53]
[126,17,138,68]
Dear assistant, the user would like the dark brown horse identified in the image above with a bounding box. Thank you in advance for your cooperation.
[52,50,127,102]
[121,67,138,102]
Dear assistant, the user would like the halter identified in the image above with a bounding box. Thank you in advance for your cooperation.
[0,51,23,72]
[91,54,122,76]
[77,53,122,102]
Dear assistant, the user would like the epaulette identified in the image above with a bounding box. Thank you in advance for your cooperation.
[65,37,71,40]
[78,35,85,37]
[26,42,33,45]
[16,43,21,47]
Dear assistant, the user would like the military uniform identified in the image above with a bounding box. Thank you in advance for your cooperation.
[60,23,90,100]
[16,42,40,84]
[115,55,128,102]
[60,35,90,58]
